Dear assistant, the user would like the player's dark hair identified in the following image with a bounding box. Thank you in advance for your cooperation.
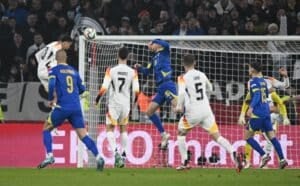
[183,54,195,67]
[60,35,72,42]
[249,61,262,72]
[118,47,128,60]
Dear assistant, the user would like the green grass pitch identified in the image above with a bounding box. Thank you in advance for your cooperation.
[0,168,299,186]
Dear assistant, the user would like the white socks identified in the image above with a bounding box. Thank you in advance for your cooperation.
[46,152,53,158]
[96,154,101,161]
[262,133,273,154]
[106,131,117,154]
[107,131,128,155]
[216,136,235,162]
[120,132,128,154]
[177,135,188,164]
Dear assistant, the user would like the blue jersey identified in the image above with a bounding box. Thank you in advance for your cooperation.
[138,40,172,86]
[249,77,270,118]
[48,64,85,110]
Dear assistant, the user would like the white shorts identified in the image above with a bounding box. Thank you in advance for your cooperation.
[106,104,130,125]
[38,68,49,92]
[178,110,219,134]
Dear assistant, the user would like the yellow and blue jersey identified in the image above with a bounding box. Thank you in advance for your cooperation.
[249,77,270,118]
[48,64,85,110]
[138,40,172,86]
[137,39,177,105]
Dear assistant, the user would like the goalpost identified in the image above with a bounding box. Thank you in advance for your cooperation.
[78,35,300,169]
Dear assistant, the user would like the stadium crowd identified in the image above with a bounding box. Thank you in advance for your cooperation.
[0,0,299,83]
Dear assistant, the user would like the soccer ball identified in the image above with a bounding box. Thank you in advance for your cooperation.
[83,27,96,40]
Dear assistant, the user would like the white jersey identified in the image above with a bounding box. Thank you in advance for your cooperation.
[101,64,139,107]
[35,41,62,87]
[264,76,289,90]
[177,69,213,115]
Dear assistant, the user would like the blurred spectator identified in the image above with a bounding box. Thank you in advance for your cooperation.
[119,16,131,35]
[22,12,39,45]
[158,10,174,34]
[41,10,58,43]
[173,19,188,35]
[261,0,277,23]
[4,0,28,26]
[98,17,109,33]
[186,18,205,35]
[236,0,253,19]
[138,10,152,34]
[6,32,28,82]
[286,0,298,34]
[52,0,65,16]
[207,7,221,29]
[57,16,71,36]
[214,0,235,16]
[29,0,44,22]
[66,0,80,23]
[243,20,256,35]
[251,13,267,34]
[7,16,17,34]
[149,20,164,35]
[26,32,45,64]
[176,0,197,19]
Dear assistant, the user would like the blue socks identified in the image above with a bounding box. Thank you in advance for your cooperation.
[246,137,265,156]
[43,130,52,153]
[81,135,99,157]
[149,113,164,133]
[270,137,284,160]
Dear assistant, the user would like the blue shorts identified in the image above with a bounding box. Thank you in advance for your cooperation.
[249,116,273,132]
[152,81,177,105]
[48,107,85,128]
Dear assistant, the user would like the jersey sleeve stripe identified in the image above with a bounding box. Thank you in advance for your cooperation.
[48,75,56,79]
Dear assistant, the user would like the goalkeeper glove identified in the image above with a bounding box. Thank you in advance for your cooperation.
[283,116,290,126]
[238,113,246,125]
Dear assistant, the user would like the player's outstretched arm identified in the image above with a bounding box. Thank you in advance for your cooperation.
[134,62,152,76]
[94,67,111,105]
[268,68,290,89]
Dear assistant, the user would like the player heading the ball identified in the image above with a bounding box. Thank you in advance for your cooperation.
[35,35,73,92]
[135,39,177,150]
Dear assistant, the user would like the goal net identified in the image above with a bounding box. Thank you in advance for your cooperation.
[78,35,300,169]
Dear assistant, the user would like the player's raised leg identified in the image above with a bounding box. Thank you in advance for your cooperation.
[146,101,170,149]
[208,123,243,172]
